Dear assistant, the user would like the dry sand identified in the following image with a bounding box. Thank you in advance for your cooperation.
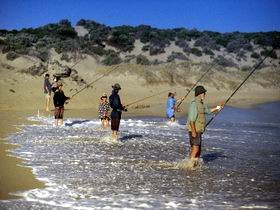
[0,53,279,200]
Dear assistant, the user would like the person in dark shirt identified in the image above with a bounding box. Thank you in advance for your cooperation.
[109,83,126,140]
[44,74,52,111]
[53,82,71,126]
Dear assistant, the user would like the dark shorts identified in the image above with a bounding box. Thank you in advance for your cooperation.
[189,132,202,146]
[54,107,64,119]
[111,118,121,131]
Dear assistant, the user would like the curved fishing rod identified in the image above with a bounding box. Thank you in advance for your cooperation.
[205,48,275,129]
[71,65,120,98]
[176,61,217,109]
[126,86,183,107]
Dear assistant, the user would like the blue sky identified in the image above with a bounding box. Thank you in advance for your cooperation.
[0,0,279,32]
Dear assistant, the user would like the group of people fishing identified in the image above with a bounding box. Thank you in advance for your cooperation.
[44,73,223,160]
[44,74,127,139]
[42,48,272,166]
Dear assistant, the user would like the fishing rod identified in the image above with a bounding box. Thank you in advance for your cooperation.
[126,61,217,108]
[126,86,183,107]
[71,65,120,98]
[69,57,82,69]
[205,48,275,129]
[176,61,217,109]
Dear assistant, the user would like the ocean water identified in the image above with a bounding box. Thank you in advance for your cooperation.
[1,103,280,209]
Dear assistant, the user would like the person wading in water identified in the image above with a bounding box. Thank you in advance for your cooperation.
[53,82,71,126]
[166,92,183,123]
[109,83,127,140]
[98,93,111,128]
[187,85,222,161]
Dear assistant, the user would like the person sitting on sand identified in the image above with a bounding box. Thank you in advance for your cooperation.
[43,74,52,111]
[53,82,71,126]
[187,85,223,160]
[166,92,183,123]
[109,83,127,140]
[98,93,111,128]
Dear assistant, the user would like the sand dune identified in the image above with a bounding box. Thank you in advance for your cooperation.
[0,52,279,116]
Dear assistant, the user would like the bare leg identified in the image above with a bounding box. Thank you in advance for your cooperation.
[59,119,63,126]
[46,95,50,111]
[171,117,175,122]
[55,119,58,126]
[189,145,193,158]
[105,119,109,128]
[190,145,199,159]
[101,119,105,128]
[112,131,118,140]
[197,145,202,158]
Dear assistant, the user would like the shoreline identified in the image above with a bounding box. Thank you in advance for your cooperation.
[0,110,45,200]
[0,100,279,200]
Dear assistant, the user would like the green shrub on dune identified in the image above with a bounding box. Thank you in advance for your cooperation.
[0,18,278,65]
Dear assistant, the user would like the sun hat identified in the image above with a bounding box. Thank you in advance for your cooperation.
[112,83,121,90]
[100,93,107,99]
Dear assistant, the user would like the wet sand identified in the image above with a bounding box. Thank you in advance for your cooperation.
[0,110,45,200]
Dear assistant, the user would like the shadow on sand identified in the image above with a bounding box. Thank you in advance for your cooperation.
[65,120,91,127]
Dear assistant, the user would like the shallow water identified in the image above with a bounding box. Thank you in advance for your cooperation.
[1,103,280,209]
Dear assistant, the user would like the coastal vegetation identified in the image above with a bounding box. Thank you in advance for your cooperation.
[0,19,279,67]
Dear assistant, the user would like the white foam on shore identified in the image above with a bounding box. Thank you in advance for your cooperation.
[176,158,204,170]
[6,111,279,209]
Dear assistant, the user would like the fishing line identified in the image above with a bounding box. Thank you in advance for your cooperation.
[71,65,120,98]
[176,61,217,109]
[205,48,275,129]
[125,86,183,107]
[176,44,265,109]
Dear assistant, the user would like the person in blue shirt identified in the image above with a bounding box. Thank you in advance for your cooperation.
[166,92,183,122]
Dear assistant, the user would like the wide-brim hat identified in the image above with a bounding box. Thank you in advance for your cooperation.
[112,83,121,90]
[100,93,107,99]
[195,85,207,96]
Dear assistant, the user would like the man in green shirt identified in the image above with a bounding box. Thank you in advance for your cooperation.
[187,85,222,159]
